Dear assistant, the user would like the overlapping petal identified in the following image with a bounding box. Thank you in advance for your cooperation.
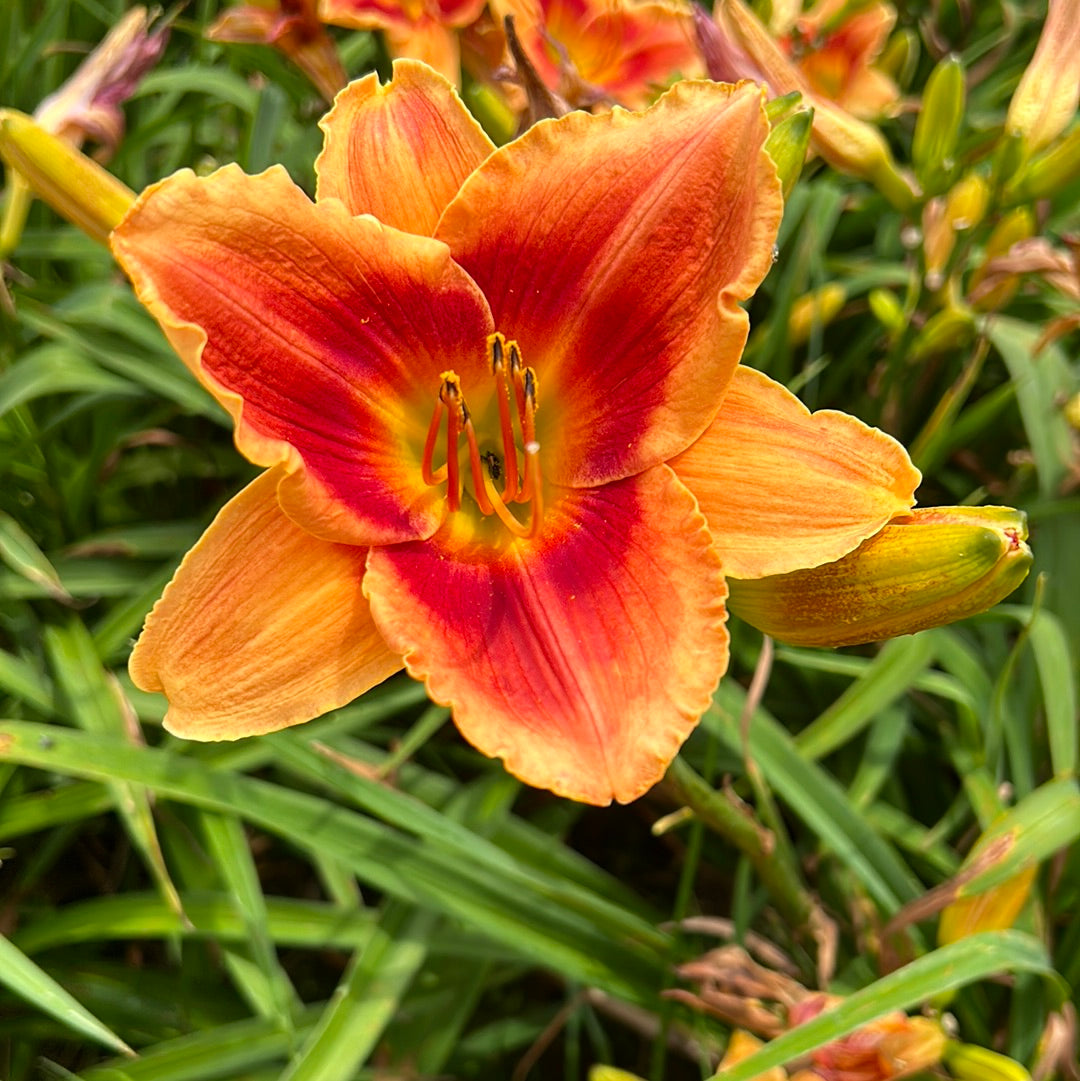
[493,0,702,108]
[383,16,465,86]
[316,60,493,234]
[363,466,728,805]
[129,470,402,739]
[111,164,494,547]
[670,367,921,579]
[320,0,486,81]
[437,79,782,489]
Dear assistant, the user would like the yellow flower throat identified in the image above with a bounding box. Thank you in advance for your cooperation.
[420,332,544,539]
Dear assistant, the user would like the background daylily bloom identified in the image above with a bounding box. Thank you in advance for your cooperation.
[773,0,899,120]
[113,61,923,805]
[320,0,486,82]
[207,0,348,103]
[709,0,915,209]
[490,0,704,108]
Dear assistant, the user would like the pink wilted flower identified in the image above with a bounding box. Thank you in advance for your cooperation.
[35,4,169,156]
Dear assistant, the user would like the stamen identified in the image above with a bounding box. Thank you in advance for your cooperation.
[463,413,495,516]
[425,346,543,539]
[481,449,543,539]
[421,397,447,485]
[516,367,539,504]
[489,333,520,501]
[523,440,543,536]
[508,340,527,425]
[440,374,463,513]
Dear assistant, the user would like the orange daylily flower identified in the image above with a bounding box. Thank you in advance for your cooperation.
[790,997,947,1081]
[113,62,921,805]
[490,0,704,109]
[706,0,915,207]
[320,0,486,82]
[773,0,898,120]
[207,0,347,103]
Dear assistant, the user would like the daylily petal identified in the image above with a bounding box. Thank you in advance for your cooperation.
[316,59,494,234]
[670,367,920,579]
[129,470,402,739]
[363,465,728,805]
[319,0,414,33]
[383,17,466,83]
[438,79,782,489]
[111,164,494,547]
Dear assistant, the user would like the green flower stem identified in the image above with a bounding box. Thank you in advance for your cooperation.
[664,755,816,932]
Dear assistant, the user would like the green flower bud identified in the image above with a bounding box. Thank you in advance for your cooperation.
[787,282,846,344]
[765,106,814,200]
[868,287,906,333]
[944,1042,1034,1081]
[912,55,966,196]
[876,28,919,89]
[1003,126,1080,205]
[0,109,134,243]
[727,507,1032,648]
[909,306,976,359]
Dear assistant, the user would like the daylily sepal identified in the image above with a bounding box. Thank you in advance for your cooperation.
[726,506,1032,647]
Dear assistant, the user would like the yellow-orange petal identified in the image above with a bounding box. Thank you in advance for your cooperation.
[438,79,782,489]
[316,59,493,234]
[383,17,465,83]
[111,163,494,547]
[130,470,403,739]
[319,0,413,33]
[363,465,728,805]
[671,366,920,580]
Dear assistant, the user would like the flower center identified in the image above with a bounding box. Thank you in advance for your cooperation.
[419,332,544,539]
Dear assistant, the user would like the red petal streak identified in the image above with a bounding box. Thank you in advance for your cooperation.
[129,470,402,739]
[111,165,493,546]
[316,60,493,231]
[671,366,921,579]
[364,466,728,804]
[437,80,782,488]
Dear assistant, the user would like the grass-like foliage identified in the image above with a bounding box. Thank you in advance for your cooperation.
[1,1,1078,1078]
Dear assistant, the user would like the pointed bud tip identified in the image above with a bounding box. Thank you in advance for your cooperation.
[728,506,1032,648]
